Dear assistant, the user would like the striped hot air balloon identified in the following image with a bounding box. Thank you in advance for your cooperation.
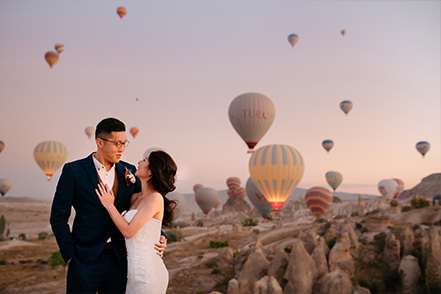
[325,171,343,192]
[229,93,275,152]
[249,144,304,211]
[226,177,241,197]
[392,178,404,199]
[287,34,299,48]
[54,43,64,54]
[305,187,333,219]
[0,140,4,153]
[44,51,59,68]
[322,140,334,153]
[116,7,127,19]
[167,192,186,219]
[340,100,353,116]
[0,179,12,197]
[416,141,430,158]
[234,187,247,199]
[33,141,68,180]
[246,177,273,219]
[195,187,219,215]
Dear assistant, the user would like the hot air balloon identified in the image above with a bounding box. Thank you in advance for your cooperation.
[229,93,275,152]
[249,144,305,211]
[322,140,334,153]
[287,34,299,48]
[226,177,241,197]
[45,51,59,68]
[433,194,441,206]
[167,192,186,219]
[193,184,204,193]
[340,100,353,116]
[143,147,163,159]
[325,171,343,192]
[416,141,430,158]
[130,127,139,138]
[392,178,404,199]
[377,179,398,200]
[85,127,94,139]
[0,140,4,153]
[33,141,68,180]
[235,187,247,199]
[0,179,12,197]
[246,177,273,219]
[195,187,219,215]
[116,7,127,19]
[54,43,64,54]
[305,187,333,219]
[340,29,346,36]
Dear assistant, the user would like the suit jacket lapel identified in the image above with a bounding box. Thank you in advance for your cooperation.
[85,153,100,187]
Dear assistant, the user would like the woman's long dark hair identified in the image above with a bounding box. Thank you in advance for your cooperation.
[147,151,177,226]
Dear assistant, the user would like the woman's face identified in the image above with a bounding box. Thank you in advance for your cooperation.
[135,157,151,179]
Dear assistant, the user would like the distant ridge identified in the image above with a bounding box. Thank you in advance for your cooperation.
[0,196,49,203]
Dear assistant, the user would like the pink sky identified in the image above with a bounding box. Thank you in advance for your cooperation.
[0,0,440,201]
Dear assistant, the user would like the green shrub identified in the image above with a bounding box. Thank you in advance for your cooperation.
[211,269,220,275]
[0,259,7,265]
[205,262,216,268]
[18,233,26,240]
[166,229,185,243]
[284,247,292,254]
[402,206,413,212]
[411,198,430,209]
[241,218,258,227]
[19,259,32,264]
[327,237,337,250]
[210,240,228,248]
[49,251,66,267]
[38,232,49,240]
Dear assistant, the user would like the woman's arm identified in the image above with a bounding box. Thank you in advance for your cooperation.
[95,182,162,239]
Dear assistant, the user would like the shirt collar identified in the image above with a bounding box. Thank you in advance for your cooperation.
[92,153,115,172]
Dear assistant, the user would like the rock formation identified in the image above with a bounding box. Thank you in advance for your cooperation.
[283,240,317,294]
[399,255,421,294]
[400,173,441,200]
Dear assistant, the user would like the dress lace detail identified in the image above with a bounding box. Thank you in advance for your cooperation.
[123,210,168,294]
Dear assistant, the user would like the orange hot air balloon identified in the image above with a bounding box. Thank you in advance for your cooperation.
[117,7,127,19]
[45,51,59,68]
[130,127,139,138]
[193,184,204,193]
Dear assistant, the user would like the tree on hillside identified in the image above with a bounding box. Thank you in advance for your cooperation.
[0,215,5,236]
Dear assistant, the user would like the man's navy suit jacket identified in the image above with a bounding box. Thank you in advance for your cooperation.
[50,153,141,266]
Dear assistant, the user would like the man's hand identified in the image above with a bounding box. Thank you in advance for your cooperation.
[154,235,167,258]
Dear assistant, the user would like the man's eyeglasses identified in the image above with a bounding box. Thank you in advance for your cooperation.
[99,138,129,149]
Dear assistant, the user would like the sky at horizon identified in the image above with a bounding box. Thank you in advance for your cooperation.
[0,0,440,201]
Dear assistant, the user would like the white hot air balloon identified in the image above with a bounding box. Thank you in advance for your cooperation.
[0,179,12,196]
[143,147,164,159]
[85,127,95,139]
[229,93,275,152]
[195,187,219,215]
[377,179,398,200]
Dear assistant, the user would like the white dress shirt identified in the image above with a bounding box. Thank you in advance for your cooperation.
[93,153,115,189]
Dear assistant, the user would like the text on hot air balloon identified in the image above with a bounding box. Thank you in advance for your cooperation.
[241,109,274,120]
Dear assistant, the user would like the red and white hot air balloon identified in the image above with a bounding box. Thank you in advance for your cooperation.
[229,93,275,152]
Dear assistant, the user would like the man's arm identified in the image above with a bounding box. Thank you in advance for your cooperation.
[50,164,75,263]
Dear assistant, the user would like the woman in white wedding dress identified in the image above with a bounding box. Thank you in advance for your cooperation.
[96,151,177,294]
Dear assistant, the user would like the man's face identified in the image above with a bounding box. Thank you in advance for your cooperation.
[99,131,128,164]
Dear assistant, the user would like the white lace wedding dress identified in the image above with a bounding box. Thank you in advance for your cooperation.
[123,210,169,294]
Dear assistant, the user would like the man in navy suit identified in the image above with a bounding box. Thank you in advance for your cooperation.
[50,118,167,293]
